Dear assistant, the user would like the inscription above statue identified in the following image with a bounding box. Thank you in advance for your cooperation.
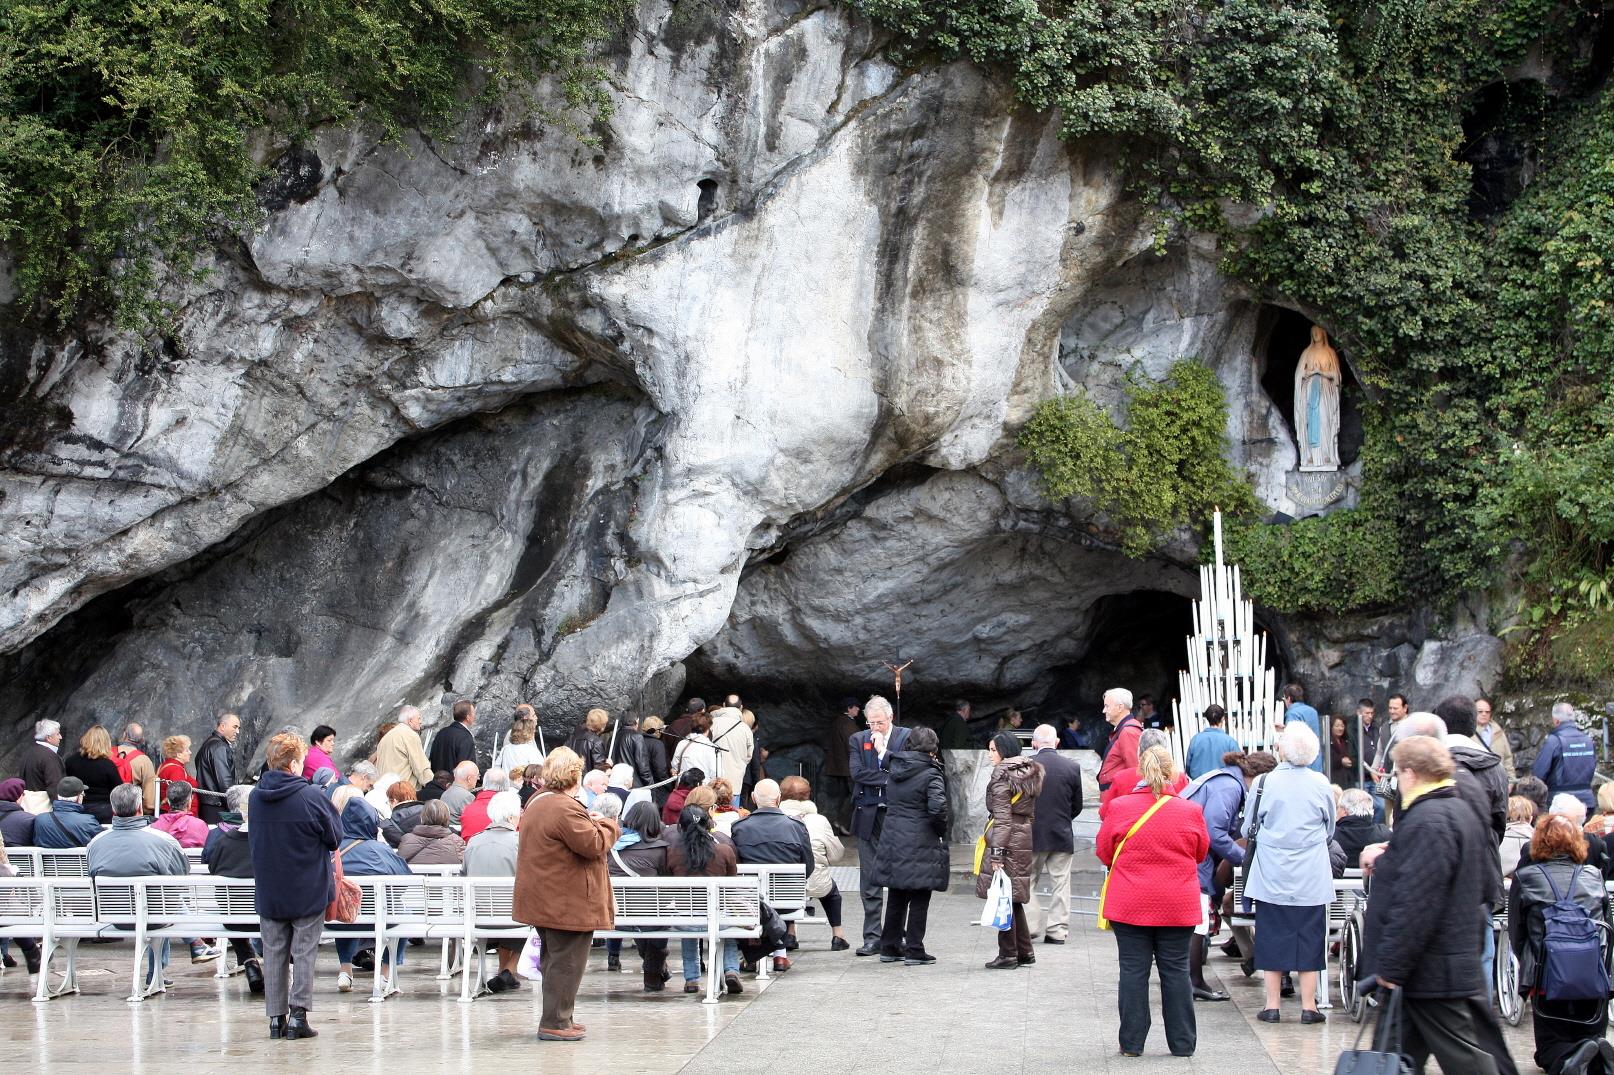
[1294,325,1341,472]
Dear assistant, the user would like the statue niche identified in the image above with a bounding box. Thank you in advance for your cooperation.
[1293,325,1341,472]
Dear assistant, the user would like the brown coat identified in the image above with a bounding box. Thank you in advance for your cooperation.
[513,791,620,932]
[975,756,1044,903]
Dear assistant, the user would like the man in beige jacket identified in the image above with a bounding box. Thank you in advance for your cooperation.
[374,706,433,787]
[709,706,754,805]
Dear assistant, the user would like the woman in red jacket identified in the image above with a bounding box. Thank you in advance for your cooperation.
[1096,746,1211,1059]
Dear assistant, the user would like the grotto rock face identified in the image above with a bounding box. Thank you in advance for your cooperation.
[0,0,1505,768]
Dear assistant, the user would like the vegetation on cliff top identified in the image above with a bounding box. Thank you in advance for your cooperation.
[0,0,628,325]
[859,0,1612,676]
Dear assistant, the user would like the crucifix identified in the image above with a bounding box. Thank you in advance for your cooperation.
[883,658,914,725]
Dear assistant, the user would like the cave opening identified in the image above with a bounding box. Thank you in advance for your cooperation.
[696,178,718,223]
[1256,305,1363,468]
[1036,589,1194,748]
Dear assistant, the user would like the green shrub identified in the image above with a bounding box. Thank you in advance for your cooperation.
[0,0,629,325]
[1018,361,1257,555]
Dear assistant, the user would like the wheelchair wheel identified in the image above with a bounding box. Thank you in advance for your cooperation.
[1340,912,1365,1022]
[1495,927,1522,1027]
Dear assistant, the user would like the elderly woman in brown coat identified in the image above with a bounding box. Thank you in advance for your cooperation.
[513,747,619,1042]
[978,731,1044,969]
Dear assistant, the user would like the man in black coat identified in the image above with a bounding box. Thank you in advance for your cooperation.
[731,779,815,972]
[1027,724,1083,944]
[429,699,478,774]
[195,713,241,825]
[18,719,66,792]
[849,696,910,957]
[1366,735,1519,1075]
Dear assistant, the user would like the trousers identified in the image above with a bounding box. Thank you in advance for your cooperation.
[1026,851,1074,940]
[997,901,1033,960]
[1113,922,1196,1057]
[536,928,594,1032]
[260,912,322,1017]
[860,867,884,946]
[1401,994,1519,1075]
[818,882,843,928]
[879,888,932,957]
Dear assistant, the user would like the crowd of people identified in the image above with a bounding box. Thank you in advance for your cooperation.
[3,684,1613,1072]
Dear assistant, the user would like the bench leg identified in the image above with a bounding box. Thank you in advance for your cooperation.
[34,935,76,1003]
[704,933,720,1005]
[437,938,456,981]
[755,947,771,983]
[129,938,163,1004]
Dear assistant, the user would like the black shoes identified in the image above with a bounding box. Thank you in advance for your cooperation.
[984,956,1020,970]
[244,959,265,995]
[268,1016,285,1040]
[607,955,622,972]
[1300,1010,1327,1024]
[1256,1008,1281,1023]
[1192,987,1230,1002]
[1240,958,1256,978]
[486,969,520,993]
[284,1007,317,1040]
[1017,954,1036,966]
[782,935,799,952]
[1560,1041,1600,1075]
[1043,935,1066,945]
[855,943,880,957]
[904,953,937,966]
[830,937,850,952]
[879,953,902,963]
[1280,973,1295,997]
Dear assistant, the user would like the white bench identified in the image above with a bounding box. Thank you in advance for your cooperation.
[597,876,763,1004]
[2,872,765,1007]
[0,876,109,1002]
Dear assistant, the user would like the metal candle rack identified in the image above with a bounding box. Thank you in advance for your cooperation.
[1171,510,1279,763]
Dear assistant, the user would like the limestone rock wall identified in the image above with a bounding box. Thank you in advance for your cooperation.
[0,0,1504,768]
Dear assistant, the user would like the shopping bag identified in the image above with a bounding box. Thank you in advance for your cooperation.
[1333,987,1408,1075]
[979,869,1014,931]
[516,932,543,981]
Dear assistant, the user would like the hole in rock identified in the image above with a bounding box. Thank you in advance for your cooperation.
[1458,81,1546,218]
[696,179,718,224]
[1255,306,1362,468]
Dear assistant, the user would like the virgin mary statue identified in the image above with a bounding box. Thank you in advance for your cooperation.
[1294,325,1341,471]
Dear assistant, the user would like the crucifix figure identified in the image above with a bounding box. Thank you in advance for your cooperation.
[883,659,914,724]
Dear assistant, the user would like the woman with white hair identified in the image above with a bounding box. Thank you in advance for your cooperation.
[1239,721,1336,1024]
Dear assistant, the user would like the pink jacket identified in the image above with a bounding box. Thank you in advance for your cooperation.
[152,810,210,848]
[302,744,336,781]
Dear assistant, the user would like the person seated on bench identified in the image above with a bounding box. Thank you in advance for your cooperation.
[203,784,264,994]
[397,800,465,865]
[33,776,101,848]
[667,803,742,996]
[330,790,411,993]
[463,789,525,994]
[152,782,209,848]
[732,778,814,973]
[88,782,189,987]
[609,801,674,991]
[0,778,35,848]
[0,830,42,974]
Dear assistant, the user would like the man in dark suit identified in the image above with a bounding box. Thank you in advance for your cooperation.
[849,694,910,957]
[429,699,478,774]
[1027,724,1084,944]
[19,719,66,792]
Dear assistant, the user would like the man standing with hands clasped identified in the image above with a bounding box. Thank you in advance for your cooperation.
[849,695,909,957]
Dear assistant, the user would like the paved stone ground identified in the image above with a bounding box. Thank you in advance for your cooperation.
[0,886,1549,1074]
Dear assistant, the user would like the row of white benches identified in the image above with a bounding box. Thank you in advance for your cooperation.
[0,855,809,1006]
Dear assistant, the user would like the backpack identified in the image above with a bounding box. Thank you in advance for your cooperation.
[1536,864,1610,1002]
[112,746,144,786]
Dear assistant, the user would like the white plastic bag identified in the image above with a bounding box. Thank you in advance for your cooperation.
[516,932,542,981]
[979,869,1014,931]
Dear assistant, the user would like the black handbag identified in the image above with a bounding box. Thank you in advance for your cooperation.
[1334,987,1409,1075]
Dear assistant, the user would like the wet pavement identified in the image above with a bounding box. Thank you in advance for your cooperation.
[0,883,1550,1073]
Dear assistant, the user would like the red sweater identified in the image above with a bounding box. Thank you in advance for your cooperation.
[1096,717,1142,790]
[1096,789,1209,928]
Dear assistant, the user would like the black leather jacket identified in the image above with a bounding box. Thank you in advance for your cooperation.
[1507,856,1608,992]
